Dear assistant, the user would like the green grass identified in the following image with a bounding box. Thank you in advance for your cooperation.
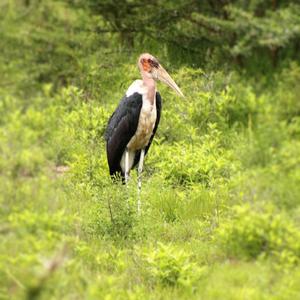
[1,2,300,297]
[1,62,300,299]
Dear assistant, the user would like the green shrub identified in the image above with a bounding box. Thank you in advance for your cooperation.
[275,62,300,121]
[141,243,206,290]
[85,183,144,241]
[150,124,237,186]
[216,204,300,265]
[8,210,74,236]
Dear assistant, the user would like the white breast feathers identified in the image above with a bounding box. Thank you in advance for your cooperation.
[126,82,157,151]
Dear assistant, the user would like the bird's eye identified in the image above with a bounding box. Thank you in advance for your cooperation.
[150,59,159,69]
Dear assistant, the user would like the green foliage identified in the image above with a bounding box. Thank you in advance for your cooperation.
[216,204,300,265]
[227,4,300,56]
[1,0,300,299]
[8,210,74,236]
[141,243,206,290]
[274,62,300,121]
[152,124,236,186]
[86,184,144,241]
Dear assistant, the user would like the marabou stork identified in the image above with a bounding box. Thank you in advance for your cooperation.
[105,53,183,208]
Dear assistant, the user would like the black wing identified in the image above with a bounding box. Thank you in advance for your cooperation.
[133,92,162,167]
[105,92,143,176]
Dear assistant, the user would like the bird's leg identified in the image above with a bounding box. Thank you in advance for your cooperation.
[137,148,145,214]
[125,148,129,185]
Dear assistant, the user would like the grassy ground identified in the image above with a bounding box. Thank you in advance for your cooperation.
[1,58,300,299]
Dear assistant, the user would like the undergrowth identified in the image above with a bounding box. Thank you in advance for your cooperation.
[1,2,300,297]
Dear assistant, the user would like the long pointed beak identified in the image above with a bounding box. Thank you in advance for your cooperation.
[156,65,184,97]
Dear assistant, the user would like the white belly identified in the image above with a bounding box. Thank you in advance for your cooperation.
[120,80,157,173]
[127,99,157,151]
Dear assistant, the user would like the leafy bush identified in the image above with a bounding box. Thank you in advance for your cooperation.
[141,243,206,290]
[84,183,144,241]
[275,62,300,121]
[8,210,73,235]
[216,204,300,265]
[151,123,237,186]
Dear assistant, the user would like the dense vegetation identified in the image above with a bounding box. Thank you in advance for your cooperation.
[1,0,300,299]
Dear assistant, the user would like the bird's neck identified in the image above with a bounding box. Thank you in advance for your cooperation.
[142,74,156,105]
